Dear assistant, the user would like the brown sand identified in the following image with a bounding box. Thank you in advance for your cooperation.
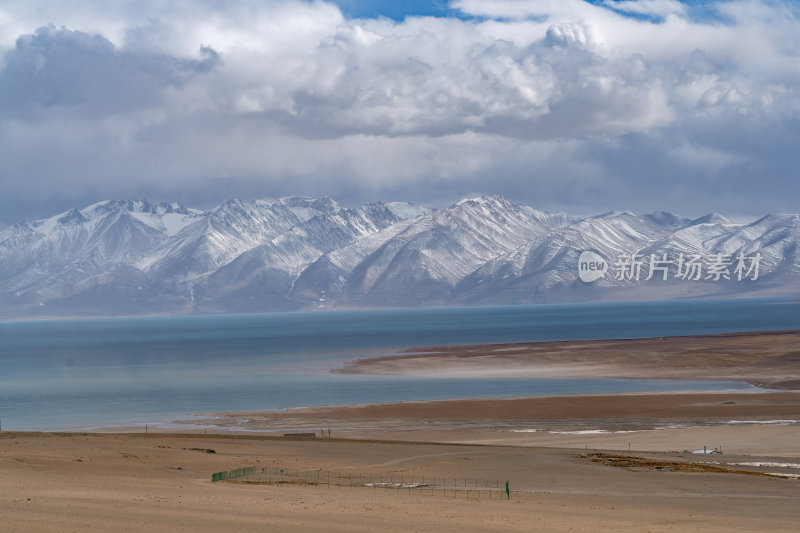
[2,432,799,532]
[3,330,800,531]
[189,391,800,456]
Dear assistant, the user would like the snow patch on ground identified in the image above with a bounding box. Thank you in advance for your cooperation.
[723,420,799,425]
[732,462,800,469]
[549,429,638,435]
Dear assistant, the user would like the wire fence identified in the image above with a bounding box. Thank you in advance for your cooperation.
[211,466,256,482]
[212,465,513,500]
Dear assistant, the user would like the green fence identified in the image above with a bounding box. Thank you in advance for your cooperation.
[212,465,513,500]
[211,466,256,483]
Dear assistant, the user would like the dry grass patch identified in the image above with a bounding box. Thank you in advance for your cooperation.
[582,452,787,478]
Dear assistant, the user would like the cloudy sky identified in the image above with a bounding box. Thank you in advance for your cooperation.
[0,0,798,225]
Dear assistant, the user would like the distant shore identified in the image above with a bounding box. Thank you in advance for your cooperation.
[174,329,800,454]
[181,391,800,456]
[334,329,800,390]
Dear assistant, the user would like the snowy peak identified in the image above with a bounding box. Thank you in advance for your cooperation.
[385,202,430,220]
[691,213,732,225]
[452,194,515,211]
[56,208,87,226]
[747,213,800,230]
[644,210,690,227]
[277,195,341,213]
[79,199,195,218]
[1,196,798,318]
[596,209,636,219]
[519,206,576,229]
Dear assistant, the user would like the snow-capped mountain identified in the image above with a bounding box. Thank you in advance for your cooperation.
[0,195,797,318]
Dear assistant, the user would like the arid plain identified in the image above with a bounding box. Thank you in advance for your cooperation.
[2,330,800,531]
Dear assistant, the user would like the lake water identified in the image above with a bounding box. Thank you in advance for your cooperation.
[1,298,798,431]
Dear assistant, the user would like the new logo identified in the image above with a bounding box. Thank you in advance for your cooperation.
[578,250,607,283]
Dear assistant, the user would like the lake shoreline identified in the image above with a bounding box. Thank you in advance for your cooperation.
[333,329,800,390]
[168,329,800,452]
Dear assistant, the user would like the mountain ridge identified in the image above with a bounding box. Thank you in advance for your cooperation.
[1,195,797,318]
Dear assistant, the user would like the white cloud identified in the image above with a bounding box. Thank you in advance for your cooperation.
[3,1,794,136]
[0,0,798,222]
[452,0,606,20]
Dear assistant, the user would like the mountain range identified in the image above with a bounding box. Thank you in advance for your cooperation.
[1,195,798,318]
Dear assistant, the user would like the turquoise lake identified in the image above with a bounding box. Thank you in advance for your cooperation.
[1,298,798,431]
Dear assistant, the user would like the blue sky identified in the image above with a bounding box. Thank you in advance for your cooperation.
[334,0,726,22]
[333,1,720,22]
[0,0,798,224]
[332,0,455,20]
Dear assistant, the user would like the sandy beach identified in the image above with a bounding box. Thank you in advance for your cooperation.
[188,391,800,456]
[2,330,800,531]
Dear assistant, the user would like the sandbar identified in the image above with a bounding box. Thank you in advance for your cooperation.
[335,329,800,389]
